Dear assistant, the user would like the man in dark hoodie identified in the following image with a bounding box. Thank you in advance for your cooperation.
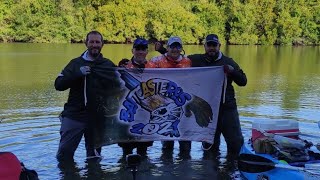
[55,31,116,162]
[155,34,247,160]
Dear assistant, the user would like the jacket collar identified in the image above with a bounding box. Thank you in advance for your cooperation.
[82,50,103,61]
[205,51,222,62]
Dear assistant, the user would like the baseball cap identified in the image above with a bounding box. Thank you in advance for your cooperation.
[167,36,183,46]
[205,34,220,44]
[133,38,148,48]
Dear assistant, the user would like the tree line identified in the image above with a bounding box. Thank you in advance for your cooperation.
[0,0,319,45]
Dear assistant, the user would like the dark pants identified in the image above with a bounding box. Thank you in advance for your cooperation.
[162,141,191,152]
[56,117,101,162]
[203,107,243,159]
[118,141,153,156]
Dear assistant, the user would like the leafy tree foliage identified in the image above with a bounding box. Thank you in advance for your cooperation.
[0,0,318,45]
[0,0,14,42]
[222,0,258,45]
[251,0,277,45]
[185,1,225,44]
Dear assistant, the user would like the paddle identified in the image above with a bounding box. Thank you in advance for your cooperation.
[238,154,304,173]
[238,154,320,175]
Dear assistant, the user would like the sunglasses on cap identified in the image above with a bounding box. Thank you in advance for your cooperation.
[169,43,182,50]
[206,42,219,47]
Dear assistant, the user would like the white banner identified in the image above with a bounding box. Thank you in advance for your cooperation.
[91,66,225,147]
[117,67,224,142]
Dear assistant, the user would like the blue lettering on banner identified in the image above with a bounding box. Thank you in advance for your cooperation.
[120,97,138,122]
[166,81,191,106]
[130,123,144,134]
[130,120,180,137]
[119,73,193,138]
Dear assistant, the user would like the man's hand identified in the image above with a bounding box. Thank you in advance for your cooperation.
[118,59,130,67]
[80,66,91,75]
[154,41,163,51]
[224,65,234,74]
[154,41,168,54]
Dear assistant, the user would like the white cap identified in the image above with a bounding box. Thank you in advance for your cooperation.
[167,36,182,46]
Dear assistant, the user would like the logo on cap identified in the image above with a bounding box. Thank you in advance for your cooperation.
[205,34,219,44]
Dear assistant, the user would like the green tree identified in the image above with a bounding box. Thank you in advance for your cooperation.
[0,0,15,42]
[186,1,225,44]
[223,0,258,45]
[94,2,126,42]
[291,0,319,45]
[274,0,302,45]
[145,0,203,44]
[0,0,318,45]
[57,0,85,43]
[252,0,277,45]
[9,0,62,42]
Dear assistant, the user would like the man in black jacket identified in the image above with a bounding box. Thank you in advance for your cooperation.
[55,31,116,162]
[155,34,247,160]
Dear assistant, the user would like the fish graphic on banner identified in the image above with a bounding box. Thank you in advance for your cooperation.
[88,67,225,148]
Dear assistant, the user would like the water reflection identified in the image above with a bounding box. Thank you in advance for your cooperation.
[56,146,222,180]
[0,44,319,179]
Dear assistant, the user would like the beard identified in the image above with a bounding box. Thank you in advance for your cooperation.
[206,50,218,57]
[88,48,101,58]
[205,50,219,61]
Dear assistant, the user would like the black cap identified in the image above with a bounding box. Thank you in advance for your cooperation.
[133,38,148,48]
[205,34,220,44]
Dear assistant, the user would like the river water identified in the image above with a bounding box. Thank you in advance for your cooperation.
[0,44,319,179]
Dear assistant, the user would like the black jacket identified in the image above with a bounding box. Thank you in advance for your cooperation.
[188,53,247,109]
[55,53,116,121]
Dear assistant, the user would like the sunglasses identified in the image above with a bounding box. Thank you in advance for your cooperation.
[134,46,147,51]
[206,42,219,47]
[169,43,182,49]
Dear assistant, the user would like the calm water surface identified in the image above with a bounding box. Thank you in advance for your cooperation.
[0,44,319,180]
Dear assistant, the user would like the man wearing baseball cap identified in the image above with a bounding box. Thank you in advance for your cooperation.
[149,36,192,154]
[155,34,247,160]
[119,38,155,68]
[150,36,191,68]
[117,38,154,157]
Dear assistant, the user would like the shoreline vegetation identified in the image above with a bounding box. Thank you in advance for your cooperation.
[0,0,319,45]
